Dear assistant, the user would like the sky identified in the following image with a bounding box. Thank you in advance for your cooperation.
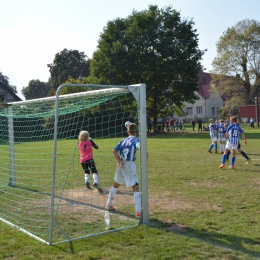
[1,0,260,99]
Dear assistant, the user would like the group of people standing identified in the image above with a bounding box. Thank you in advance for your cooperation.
[207,116,251,169]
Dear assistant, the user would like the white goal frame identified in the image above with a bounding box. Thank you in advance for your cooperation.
[2,83,148,245]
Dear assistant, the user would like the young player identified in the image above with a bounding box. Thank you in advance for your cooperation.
[208,118,218,153]
[219,116,247,169]
[217,119,226,154]
[78,130,103,193]
[105,123,141,218]
[226,122,251,164]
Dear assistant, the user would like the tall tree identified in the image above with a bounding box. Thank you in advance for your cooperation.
[0,70,18,94]
[47,49,91,93]
[21,80,52,100]
[211,19,260,107]
[90,5,205,123]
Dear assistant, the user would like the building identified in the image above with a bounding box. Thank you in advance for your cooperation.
[0,82,22,103]
[182,71,224,121]
[240,103,259,125]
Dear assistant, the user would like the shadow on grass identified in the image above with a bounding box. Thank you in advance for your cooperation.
[151,220,260,258]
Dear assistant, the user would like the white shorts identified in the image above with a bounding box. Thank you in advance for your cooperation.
[226,142,238,151]
[211,137,217,143]
[114,161,139,187]
[218,137,226,142]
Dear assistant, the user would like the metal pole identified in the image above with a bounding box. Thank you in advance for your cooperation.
[256,97,259,127]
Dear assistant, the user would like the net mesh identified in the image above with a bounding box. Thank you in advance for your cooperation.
[0,87,140,244]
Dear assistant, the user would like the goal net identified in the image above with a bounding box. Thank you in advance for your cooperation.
[0,84,148,245]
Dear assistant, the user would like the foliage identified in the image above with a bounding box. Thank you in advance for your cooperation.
[211,19,260,108]
[21,79,52,100]
[47,49,91,94]
[90,5,205,125]
[59,75,104,95]
[0,70,17,94]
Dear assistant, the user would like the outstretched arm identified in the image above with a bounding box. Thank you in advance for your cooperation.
[90,139,98,149]
[241,131,247,145]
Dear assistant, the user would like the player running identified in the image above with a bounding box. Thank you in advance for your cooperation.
[208,118,218,153]
[219,116,247,169]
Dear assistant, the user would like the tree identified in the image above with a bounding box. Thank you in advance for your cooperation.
[0,70,18,94]
[90,5,205,124]
[21,80,52,100]
[211,19,260,108]
[47,49,91,93]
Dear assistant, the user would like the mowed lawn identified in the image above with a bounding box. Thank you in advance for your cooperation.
[1,125,260,260]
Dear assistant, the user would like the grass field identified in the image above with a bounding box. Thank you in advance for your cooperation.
[1,124,260,259]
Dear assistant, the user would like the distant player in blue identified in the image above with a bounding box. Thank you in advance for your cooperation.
[106,122,141,218]
[219,116,247,169]
[217,119,226,154]
[208,118,218,153]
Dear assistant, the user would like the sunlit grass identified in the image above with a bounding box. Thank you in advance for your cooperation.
[1,125,260,259]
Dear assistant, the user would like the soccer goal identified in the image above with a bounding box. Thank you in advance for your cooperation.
[0,83,148,245]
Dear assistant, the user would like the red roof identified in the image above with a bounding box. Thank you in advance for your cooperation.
[196,71,212,99]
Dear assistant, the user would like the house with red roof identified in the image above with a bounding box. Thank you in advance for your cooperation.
[182,71,224,121]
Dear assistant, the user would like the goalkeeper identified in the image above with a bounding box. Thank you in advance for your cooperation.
[105,123,141,218]
[78,130,103,193]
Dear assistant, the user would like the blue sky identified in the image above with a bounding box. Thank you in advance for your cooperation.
[1,0,259,99]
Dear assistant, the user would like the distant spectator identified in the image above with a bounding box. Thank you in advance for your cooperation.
[179,118,184,131]
[175,119,179,131]
[191,119,196,131]
[165,119,170,132]
[250,117,255,128]
[226,118,230,125]
[198,119,203,133]
[147,119,153,133]
[154,125,159,133]
[170,118,175,132]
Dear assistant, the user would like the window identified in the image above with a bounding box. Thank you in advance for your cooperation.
[212,107,215,116]
[196,107,202,114]
[216,107,219,116]
[186,107,192,115]
[202,77,206,84]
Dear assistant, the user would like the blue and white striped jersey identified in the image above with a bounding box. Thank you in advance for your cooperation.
[217,123,225,138]
[209,123,217,138]
[227,123,243,144]
[114,136,140,161]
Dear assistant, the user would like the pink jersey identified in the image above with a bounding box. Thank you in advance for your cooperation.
[78,140,94,163]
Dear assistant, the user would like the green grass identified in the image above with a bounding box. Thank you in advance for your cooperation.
[1,125,260,259]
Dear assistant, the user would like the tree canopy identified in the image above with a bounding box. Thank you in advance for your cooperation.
[47,48,91,94]
[211,19,260,109]
[0,70,18,94]
[21,80,52,100]
[90,5,205,123]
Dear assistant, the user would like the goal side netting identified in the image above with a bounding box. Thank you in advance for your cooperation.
[0,83,148,245]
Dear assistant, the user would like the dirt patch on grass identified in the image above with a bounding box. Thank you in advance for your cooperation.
[149,191,222,215]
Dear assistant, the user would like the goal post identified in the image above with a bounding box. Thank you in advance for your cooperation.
[0,83,148,245]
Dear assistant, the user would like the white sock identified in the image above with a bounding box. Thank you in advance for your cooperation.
[84,174,90,184]
[134,192,141,213]
[107,186,117,206]
[93,173,98,184]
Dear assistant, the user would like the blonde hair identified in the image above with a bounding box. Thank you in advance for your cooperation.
[230,116,238,123]
[78,130,89,142]
[219,119,224,123]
